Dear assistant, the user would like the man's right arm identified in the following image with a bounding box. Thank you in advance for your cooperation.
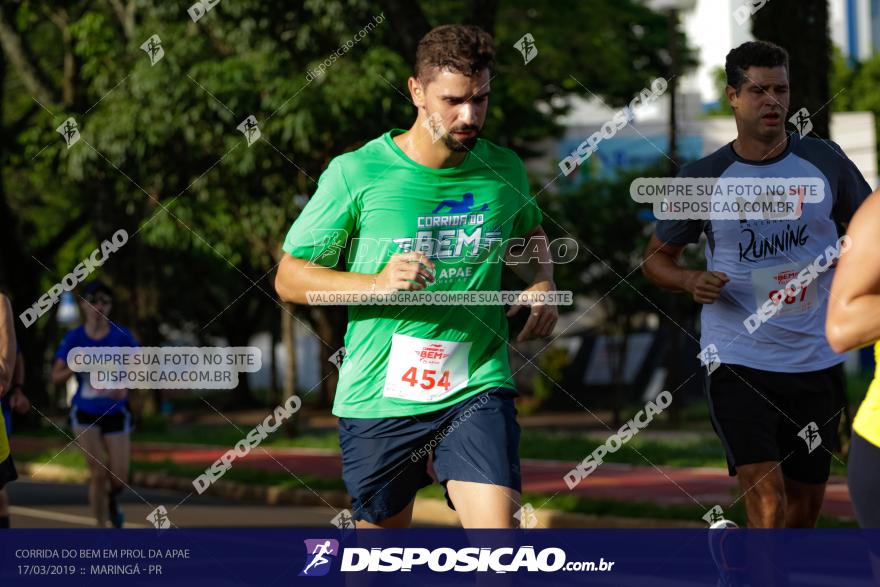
[275,256,374,305]
[641,233,729,304]
[274,252,436,305]
[50,358,74,386]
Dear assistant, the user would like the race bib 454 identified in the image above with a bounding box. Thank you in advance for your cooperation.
[383,334,470,402]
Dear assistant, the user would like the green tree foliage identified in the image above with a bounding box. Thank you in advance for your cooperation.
[1,0,692,411]
[831,46,880,169]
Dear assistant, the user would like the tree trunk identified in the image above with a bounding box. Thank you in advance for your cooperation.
[312,306,345,409]
[609,317,631,428]
[0,4,59,105]
[224,313,260,409]
[269,321,280,405]
[752,0,830,138]
[281,302,299,436]
[376,0,431,65]
[312,307,333,409]
[662,294,689,427]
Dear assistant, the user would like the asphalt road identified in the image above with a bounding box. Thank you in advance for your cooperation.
[5,478,345,528]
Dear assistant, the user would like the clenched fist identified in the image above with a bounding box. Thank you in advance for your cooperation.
[685,271,730,304]
[375,252,436,291]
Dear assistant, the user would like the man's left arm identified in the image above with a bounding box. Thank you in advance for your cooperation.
[505,225,558,342]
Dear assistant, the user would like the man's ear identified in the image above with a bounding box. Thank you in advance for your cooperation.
[409,76,426,109]
[725,84,738,110]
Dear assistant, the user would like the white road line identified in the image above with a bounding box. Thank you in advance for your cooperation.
[9,506,148,528]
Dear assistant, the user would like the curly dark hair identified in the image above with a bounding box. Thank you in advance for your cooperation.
[725,41,789,92]
[414,25,495,83]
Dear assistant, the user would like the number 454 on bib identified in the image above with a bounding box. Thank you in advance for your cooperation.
[384,335,470,402]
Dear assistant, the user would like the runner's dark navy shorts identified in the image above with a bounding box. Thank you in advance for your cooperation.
[338,388,521,524]
[70,405,133,436]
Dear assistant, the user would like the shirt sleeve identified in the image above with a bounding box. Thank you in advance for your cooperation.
[655,218,704,245]
[832,143,873,225]
[510,161,543,237]
[54,332,74,363]
[282,159,358,268]
[124,328,140,348]
[654,164,705,245]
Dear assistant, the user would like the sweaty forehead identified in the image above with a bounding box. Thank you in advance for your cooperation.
[741,66,789,88]
[425,69,491,96]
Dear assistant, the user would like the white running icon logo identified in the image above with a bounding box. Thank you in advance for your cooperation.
[302,541,335,575]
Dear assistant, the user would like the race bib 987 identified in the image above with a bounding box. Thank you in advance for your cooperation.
[751,262,818,317]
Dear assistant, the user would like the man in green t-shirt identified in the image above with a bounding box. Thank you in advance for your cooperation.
[275,24,556,528]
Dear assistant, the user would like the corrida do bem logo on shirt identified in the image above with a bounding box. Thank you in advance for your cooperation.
[392,191,502,282]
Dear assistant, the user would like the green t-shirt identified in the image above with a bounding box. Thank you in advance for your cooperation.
[282,129,542,418]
